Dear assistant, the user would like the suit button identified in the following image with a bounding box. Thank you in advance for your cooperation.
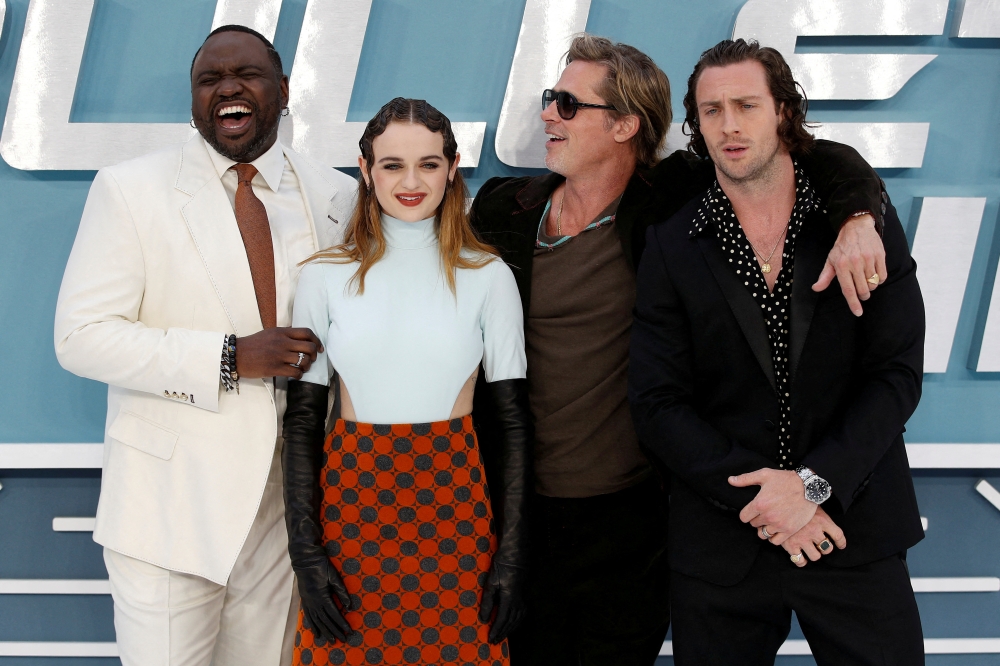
[764,420,776,432]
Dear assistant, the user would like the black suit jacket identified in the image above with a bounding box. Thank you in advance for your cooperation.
[469,142,887,503]
[629,190,925,586]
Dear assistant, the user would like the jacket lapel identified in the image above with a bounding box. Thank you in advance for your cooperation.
[176,136,262,336]
[504,173,561,316]
[696,234,777,394]
[789,212,829,381]
[284,147,339,251]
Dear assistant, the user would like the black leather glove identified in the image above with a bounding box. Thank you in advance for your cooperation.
[477,378,532,643]
[283,380,352,643]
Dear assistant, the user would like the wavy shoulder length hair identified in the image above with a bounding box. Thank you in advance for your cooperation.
[308,97,496,295]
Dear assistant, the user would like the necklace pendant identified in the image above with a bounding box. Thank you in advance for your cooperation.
[761,262,772,274]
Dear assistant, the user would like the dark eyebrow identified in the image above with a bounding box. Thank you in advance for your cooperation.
[698,95,763,108]
[377,155,444,163]
[193,63,266,78]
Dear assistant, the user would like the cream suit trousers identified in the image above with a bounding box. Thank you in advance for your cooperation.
[104,447,298,666]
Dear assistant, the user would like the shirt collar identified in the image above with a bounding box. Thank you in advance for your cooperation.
[689,161,817,238]
[204,136,286,193]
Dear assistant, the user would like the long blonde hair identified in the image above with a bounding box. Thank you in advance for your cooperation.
[308,97,496,294]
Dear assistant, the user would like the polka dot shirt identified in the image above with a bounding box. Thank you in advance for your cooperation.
[689,164,820,469]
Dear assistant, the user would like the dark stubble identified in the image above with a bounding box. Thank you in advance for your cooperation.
[711,133,783,189]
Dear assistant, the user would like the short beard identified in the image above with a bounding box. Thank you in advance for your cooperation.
[198,98,281,163]
[712,137,782,188]
[544,151,567,176]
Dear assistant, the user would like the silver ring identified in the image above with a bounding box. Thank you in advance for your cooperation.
[760,526,773,539]
[291,352,305,368]
[790,553,803,563]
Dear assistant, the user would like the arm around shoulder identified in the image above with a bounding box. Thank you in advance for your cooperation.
[799,140,886,233]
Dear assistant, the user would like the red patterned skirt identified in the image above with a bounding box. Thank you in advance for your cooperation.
[292,416,510,666]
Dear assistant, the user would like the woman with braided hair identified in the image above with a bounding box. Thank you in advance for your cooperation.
[281,97,529,666]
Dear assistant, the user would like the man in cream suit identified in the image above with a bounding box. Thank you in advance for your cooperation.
[54,26,356,666]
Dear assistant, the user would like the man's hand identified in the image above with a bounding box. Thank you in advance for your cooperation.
[812,213,886,316]
[780,506,847,567]
[729,468,817,545]
[236,327,324,380]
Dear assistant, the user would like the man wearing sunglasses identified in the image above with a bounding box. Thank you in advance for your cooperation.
[470,33,889,665]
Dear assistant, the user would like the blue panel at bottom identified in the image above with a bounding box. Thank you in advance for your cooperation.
[0,595,115,642]
[0,471,105,579]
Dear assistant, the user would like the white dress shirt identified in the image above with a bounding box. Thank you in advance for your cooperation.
[293,214,526,424]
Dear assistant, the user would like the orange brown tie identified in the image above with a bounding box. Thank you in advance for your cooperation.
[233,163,277,329]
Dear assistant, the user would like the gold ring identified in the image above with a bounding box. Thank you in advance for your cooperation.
[818,539,832,552]
[867,274,879,285]
[790,553,803,563]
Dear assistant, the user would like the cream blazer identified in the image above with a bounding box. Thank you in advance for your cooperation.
[54,134,356,584]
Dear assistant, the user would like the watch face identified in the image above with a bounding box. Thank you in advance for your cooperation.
[805,477,832,503]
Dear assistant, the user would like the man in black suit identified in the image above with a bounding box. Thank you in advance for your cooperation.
[471,34,893,665]
[629,39,925,665]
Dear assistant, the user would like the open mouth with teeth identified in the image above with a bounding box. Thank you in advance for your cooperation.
[546,133,566,146]
[395,193,427,207]
[216,103,254,133]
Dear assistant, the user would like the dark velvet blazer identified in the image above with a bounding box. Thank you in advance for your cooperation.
[469,141,887,506]
[629,192,925,586]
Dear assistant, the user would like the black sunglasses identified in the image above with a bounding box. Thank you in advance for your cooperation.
[542,89,616,120]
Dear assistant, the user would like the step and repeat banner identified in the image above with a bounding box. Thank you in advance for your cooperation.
[0,0,998,663]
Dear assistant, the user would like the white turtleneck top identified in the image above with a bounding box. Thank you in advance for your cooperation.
[293,214,526,424]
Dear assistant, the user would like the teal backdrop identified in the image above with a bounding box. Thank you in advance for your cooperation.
[0,0,998,663]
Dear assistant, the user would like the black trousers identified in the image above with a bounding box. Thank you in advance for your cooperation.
[508,477,670,666]
[670,544,924,665]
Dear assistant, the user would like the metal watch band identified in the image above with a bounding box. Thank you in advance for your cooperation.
[796,466,816,482]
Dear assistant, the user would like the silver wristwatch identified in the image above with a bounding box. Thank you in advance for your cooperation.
[795,466,832,504]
